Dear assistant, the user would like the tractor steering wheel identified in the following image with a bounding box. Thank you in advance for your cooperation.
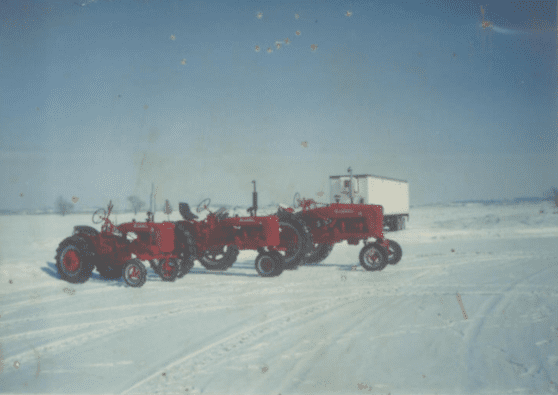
[196,198,211,213]
[293,192,301,209]
[92,208,107,224]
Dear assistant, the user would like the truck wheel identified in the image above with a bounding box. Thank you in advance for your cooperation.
[199,245,239,271]
[157,258,180,282]
[255,252,283,277]
[123,259,147,287]
[304,243,334,264]
[359,243,388,272]
[386,240,402,265]
[55,236,95,284]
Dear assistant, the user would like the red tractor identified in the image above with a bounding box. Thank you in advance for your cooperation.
[55,201,188,288]
[286,193,403,271]
[55,182,310,286]
[175,181,310,277]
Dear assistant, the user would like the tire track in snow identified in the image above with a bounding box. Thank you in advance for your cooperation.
[3,294,345,366]
[463,265,555,385]
[1,292,249,324]
[121,293,367,394]
[2,297,302,364]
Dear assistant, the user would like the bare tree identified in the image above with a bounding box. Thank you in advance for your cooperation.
[128,196,145,215]
[56,196,74,216]
[549,187,558,208]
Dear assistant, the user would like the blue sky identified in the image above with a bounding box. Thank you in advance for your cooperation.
[1,0,556,211]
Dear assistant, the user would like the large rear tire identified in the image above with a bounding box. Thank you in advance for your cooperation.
[175,224,197,279]
[177,255,194,278]
[276,216,308,270]
[199,245,239,271]
[96,263,122,280]
[304,243,334,264]
[359,243,388,272]
[55,236,95,284]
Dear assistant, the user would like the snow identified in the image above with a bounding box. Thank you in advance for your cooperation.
[1,202,557,394]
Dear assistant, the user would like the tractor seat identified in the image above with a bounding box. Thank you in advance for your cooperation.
[215,207,229,221]
[179,203,198,220]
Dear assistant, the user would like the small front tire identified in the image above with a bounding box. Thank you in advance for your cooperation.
[359,243,388,272]
[386,240,403,265]
[255,252,283,277]
[158,258,180,282]
[123,259,147,287]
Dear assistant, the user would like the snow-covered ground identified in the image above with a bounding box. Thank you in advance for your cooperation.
[1,202,557,395]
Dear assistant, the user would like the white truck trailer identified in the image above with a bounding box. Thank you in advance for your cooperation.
[329,172,409,231]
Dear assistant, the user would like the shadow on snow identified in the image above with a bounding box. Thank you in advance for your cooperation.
[42,261,259,286]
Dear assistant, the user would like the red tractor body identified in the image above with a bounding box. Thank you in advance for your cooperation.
[178,214,281,253]
[55,180,310,287]
[175,195,308,276]
[289,196,403,271]
[299,203,384,245]
[55,203,185,287]
[118,221,177,259]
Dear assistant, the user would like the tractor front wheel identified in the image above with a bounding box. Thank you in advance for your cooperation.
[386,240,403,265]
[122,259,147,287]
[55,236,95,284]
[158,258,180,282]
[255,252,283,277]
[359,243,388,272]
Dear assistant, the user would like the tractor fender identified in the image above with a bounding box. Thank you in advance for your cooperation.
[73,226,99,237]
[174,222,198,259]
[276,209,314,256]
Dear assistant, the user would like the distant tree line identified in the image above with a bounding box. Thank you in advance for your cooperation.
[546,187,558,208]
[56,196,74,216]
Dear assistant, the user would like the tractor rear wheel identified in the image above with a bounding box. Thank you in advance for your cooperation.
[386,240,403,265]
[55,236,95,284]
[96,263,122,280]
[175,225,197,278]
[149,260,162,276]
[255,252,283,277]
[122,259,147,287]
[277,217,308,270]
[269,251,285,271]
[177,255,194,278]
[199,245,239,271]
[304,243,334,264]
[359,243,388,272]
